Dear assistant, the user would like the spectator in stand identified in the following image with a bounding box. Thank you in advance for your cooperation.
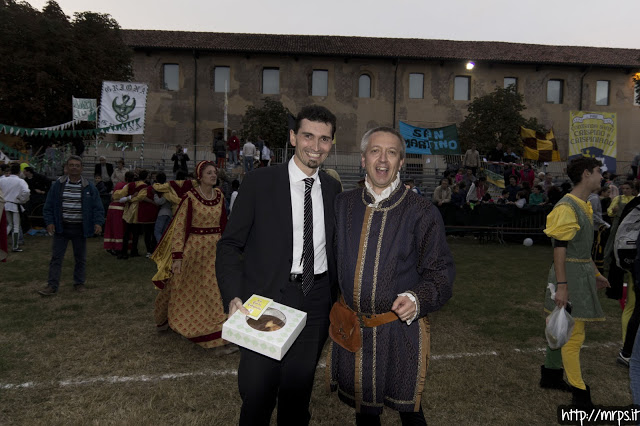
[529,184,548,206]
[520,162,536,188]
[451,183,466,208]
[403,179,422,196]
[511,191,527,208]
[462,167,476,189]
[94,156,114,192]
[543,173,556,194]
[171,145,190,179]
[603,172,619,198]
[214,132,227,169]
[241,139,257,174]
[463,143,480,176]
[227,130,241,166]
[454,168,464,184]
[503,146,519,163]
[432,178,451,206]
[487,142,504,172]
[504,163,520,188]
[496,189,510,205]
[111,159,128,186]
[547,184,564,206]
[467,176,488,204]
[505,176,521,202]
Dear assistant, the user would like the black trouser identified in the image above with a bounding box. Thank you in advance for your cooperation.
[237,275,331,426]
[121,222,140,255]
[356,406,427,426]
[141,223,155,253]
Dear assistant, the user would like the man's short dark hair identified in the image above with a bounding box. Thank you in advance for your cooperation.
[66,155,83,165]
[138,170,149,181]
[25,166,34,174]
[501,189,509,195]
[10,163,20,175]
[156,172,167,184]
[293,105,337,138]
[566,157,602,185]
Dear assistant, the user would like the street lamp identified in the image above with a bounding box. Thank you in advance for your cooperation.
[466,61,475,71]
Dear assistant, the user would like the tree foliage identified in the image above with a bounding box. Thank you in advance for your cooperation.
[0,0,132,128]
[458,86,546,155]
[241,98,292,148]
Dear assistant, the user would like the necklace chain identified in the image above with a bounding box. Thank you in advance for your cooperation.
[199,187,215,200]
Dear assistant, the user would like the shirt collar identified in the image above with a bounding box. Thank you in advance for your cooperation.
[288,157,320,183]
[365,172,400,206]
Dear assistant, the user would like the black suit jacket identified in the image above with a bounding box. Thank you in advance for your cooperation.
[94,163,114,178]
[216,163,341,311]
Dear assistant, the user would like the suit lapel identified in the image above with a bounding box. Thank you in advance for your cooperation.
[275,164,294,255]
[319,172,335,242]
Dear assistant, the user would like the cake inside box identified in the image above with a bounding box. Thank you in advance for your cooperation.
[246,307,286,332]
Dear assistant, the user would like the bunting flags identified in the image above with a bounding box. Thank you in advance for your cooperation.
[521,127,561,162]
[0,118,141,139]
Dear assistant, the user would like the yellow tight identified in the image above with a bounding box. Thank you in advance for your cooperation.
[622,276,635,341]
[561,320,586,390]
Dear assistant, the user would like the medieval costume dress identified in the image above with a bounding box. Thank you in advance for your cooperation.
[103,181,129,253]
[114,180,159,256]
[151,186,228,348]
[329,183,455,415]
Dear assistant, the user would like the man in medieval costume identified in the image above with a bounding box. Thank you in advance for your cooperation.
[329,127,455,425]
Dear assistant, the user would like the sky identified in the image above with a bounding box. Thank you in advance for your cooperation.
[24,0,640,49]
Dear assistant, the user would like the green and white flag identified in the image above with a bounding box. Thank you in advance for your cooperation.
[72,97,97,121]
[99,81,148,135]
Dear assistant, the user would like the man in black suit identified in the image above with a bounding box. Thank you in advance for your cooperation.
[216,105,341,426]
[93,156,114,192]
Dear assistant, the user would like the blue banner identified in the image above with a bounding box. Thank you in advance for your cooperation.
[399,121,460,155]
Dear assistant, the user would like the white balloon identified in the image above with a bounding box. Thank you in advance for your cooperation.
[523,238,533,247]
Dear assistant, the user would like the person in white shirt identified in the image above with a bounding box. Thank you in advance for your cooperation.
[241,140,256,173]
[0,163,30,252]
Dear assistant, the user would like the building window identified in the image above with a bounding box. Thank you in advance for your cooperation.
[635,82,640,106]
[214,66,230,93]
[596,80,609,106]
[504,77,517,90]
[163,64,179,91]
[262,68,280,94]
[312,70,328,97]
[454,76,470,100]
[358,74,371,98]
[547,79,563,104]
[409,73,423,99]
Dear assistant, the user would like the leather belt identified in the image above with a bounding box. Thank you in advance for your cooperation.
[338,297,398,328]
[289,271,327,282]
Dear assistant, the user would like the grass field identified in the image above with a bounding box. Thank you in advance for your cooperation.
[0,235,633,425]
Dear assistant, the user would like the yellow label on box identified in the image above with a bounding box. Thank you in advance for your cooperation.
[243,294,273,320]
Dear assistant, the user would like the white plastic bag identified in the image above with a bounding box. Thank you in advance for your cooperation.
[545,306,575,349]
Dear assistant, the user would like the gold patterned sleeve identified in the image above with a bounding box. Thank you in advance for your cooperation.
[543,204,579,241]
[170,196,191,260]
[112,183,130,200]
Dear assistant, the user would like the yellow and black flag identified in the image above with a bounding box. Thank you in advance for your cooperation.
[520,127,561,162]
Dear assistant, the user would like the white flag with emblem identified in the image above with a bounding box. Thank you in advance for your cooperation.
[98,81,148,134]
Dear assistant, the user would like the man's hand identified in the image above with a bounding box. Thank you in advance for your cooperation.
[46,224,55,235]
[228,297,250,316]
[596,274,611,290]
[391,295,417,322]
[94,224,102,235]
[555,284,568,308]
[172,260,182,275]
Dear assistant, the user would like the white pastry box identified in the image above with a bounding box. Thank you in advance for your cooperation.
[222,300,307,361]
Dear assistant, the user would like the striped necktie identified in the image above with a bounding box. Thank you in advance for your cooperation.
[301,177,315,295]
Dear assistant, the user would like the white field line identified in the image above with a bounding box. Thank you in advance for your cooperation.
[0,342,620,390]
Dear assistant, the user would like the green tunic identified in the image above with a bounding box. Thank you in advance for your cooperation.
[544,195,604,321]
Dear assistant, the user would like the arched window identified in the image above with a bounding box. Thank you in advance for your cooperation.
[358,74,371,98]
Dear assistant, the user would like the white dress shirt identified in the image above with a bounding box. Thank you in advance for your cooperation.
[0,175,30,213]
[289,158,327,275]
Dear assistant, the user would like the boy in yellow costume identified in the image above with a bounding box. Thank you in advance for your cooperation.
[539,156,610,408]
